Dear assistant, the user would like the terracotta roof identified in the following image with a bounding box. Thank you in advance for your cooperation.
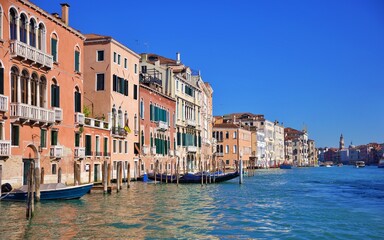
[147,53,178,65]
[84,33,112,41]
[213,123,240,129]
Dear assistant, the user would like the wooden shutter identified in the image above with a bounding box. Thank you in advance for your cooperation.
[86,135,92,155]
[51,38,57,62]
[75,51,80,72]
[124,80,128,96]
[133,84,137,99]
[113,75,117,92]
[56,86,60,107]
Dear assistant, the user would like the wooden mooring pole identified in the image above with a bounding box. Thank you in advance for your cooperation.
[0,165,2,197]
[116,162,121,193]
[103,161,108,194]
[26,161,34,220]
[165,161,168,184]
[34,166,40,202]
[41,167,45,184]
[127,163,131,188]
[176,161,179,186]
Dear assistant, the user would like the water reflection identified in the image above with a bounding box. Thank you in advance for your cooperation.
[1,167,384,239]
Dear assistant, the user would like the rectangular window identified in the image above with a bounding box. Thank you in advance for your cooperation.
[96,73,105,91]
[74,91,81,113]
[119,140,122,153]
[51,38,57,62]
[124,58,127,68]
[140,100,144,119]
[226,160,230,165]
[52,164,57,174]
[113,52,117,63]
[97,50,104,61]
[40,129,47,148]
[74,51,80,72]
[125,141,128,153]
[233,145,237,154]
[104,137,108,156]
[85,135,92,156]
[11,125,19,146]
[95,136,100,156]
[133,84,138,100]
[51,85,60,108]
[113,140,117,153]
[134,64,137,74]
[118,54,121,65]
[51,130,58,146]
[75,132,80,147]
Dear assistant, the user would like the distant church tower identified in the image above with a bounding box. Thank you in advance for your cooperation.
[339,134,345,150]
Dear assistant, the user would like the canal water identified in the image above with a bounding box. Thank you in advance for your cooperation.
[1,166,384,239]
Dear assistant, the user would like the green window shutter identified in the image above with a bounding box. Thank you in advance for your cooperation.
[182,133,186,146]
[125,80,129,96]
[75,51,80,72]
[51,38,57,62]
[51,131,58,146]
[133,84,137,100]
[12,125,19,146]
[104,138,108,153]
[86,135,92,155]
[41,129,46,148]
[75,133,80,147]
[198,136,201,148]
[174,139,176,150]
[150,136,153,147]
[177,132,181,146]
[113,75,117,92]
[150,104,153,121]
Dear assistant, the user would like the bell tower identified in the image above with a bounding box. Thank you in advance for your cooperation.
[339,134,344,150]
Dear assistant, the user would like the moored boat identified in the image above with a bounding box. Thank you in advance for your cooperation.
[147,171,239,184]
[355,161,366,168]
[279,163,292,169]
[0,183,93,201]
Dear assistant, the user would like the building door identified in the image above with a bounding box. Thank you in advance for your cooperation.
[23,159,33,185]
[94,164,100,182]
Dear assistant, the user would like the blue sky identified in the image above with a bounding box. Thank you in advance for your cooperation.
[32,0,384,147]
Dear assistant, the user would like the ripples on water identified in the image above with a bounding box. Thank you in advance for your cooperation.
[1,167,384,239]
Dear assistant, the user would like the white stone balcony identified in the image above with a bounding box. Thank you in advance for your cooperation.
[186,119,196,127]
[74,147,85,158]
[0,140,11,157]
[187,146,197,152]
[142,146,150,155]
[10,102,55,124]
[10,40,53,69]
[157,121,168,131]
[169,150,174,156]
[53,107,63,122]
[74,112,85,125]
[84,117,110,130]
[0,95,8,112]
[151,147,156,155]
[216,152,224,157]
[50,145,63,158]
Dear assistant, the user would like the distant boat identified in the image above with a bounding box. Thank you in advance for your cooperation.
[355,161,366,168]
[0,183,93,201]
[378,159,384,168]
[280,163,292,169]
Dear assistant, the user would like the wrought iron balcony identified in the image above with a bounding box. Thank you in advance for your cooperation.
[74,147,85,158]
[10,40,53,69]
[53,107,63,122]
[74,112,85,125]
[0,140,11,157]
[0,95,8,112]
[50,145,63,159]
[187,146,197,152]
[157,121,168,131]
[10,102,55,124]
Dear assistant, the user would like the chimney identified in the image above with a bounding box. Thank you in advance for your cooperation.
[60,3,70,25]
[176,52,180,64]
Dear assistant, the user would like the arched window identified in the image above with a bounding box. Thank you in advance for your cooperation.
[39,76,46,108]
[51,79,60,107]
[9,8,17,40]
[74,46,80,72]
[19,14,27,43]
[11,67,19,102]
[29,19,36,47]
[31,73,38,106]
[51,33,58,62]
[37,23,45,51]
[20,70,29,104]
[74,86,81,113]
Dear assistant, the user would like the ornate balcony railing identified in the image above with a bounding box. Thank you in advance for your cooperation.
[0,140,11,157]
[74,112,85,125]
[187,146,197,152]
[10,40,53,69]
[156,121,168,131]
[10,102,55,124]
[53,107,63,122]
[84,117,110,130]
[186,119,196,127]
[142,146,150,155]
[0,95,8,112]
[50,146,63,158]
[74,147,85,158]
